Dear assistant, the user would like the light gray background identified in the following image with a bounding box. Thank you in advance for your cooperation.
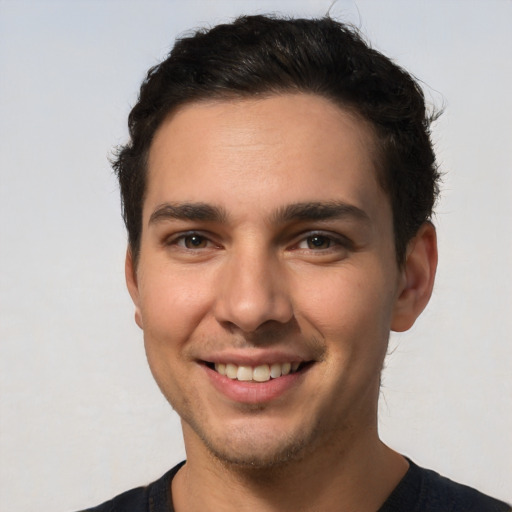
[1,1,511,510]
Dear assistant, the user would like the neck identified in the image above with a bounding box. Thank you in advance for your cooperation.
[172,426,408,512]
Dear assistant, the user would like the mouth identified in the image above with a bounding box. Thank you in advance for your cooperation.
[201,358,315,404]
[204,361,312,382]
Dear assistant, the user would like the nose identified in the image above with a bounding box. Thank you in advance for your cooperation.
[213,247,294,333]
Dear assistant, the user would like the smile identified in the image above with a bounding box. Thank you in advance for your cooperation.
[212,362,303,382]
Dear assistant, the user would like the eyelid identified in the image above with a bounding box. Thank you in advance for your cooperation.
[165,230,220,249]
[163,229,352,251]
[292,230,353,251]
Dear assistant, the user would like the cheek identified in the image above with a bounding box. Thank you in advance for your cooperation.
[138,269,215,409]
[138,267,215,348]
[293,264,396,347]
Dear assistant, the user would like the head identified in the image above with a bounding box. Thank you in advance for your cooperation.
[113,14,440,268]
[116,15,439,470]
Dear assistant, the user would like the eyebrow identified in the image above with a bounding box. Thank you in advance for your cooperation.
[149,202,227,225]
[272,201,370,224]
[148,200,370,226]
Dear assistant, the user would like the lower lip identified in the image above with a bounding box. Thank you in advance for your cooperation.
[203,365,306,404]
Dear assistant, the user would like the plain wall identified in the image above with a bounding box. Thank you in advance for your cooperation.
[0,1,511,510]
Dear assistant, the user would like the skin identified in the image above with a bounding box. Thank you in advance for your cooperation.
[126,94,437,511]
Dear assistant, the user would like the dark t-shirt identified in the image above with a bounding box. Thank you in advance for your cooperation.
[80,459,511,511]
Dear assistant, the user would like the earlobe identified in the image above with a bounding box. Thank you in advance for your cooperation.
[125,248,143,329]
[391,222,438,332]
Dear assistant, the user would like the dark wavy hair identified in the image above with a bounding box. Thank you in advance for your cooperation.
[112,15,440,266]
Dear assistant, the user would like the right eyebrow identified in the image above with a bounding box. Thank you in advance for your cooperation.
[272,201,371,225]
[148,202,227,226]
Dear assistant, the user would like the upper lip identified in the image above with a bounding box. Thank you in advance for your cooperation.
[197,349,313,367]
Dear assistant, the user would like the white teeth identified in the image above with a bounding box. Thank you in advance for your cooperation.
[213,361,302,381]
[226,363,238,379]
[253,364,270,382]
[237,366,253,381]
[215,363,226,376]
[270,363,282,379]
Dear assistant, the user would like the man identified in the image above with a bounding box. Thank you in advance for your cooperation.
[83,15,510,512]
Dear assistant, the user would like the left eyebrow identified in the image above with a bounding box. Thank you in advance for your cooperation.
[148,202,227,225]
[272,201,371,224]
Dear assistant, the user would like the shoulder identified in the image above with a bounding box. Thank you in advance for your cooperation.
[75,462,185,512]
[420,465,511,512]
[381,459,511,512]
[79,485,149,512]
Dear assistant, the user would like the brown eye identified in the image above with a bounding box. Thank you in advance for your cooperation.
[306,235,331,249]
[183,235,208,249]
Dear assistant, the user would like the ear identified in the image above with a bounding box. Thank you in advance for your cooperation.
[125,247,143,329]
[391,222,438,332]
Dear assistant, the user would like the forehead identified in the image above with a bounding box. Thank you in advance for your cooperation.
[145,93,388,224]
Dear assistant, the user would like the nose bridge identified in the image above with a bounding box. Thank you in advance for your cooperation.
[214,241,293,332]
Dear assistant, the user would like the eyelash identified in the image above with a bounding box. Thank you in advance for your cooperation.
[293,231,352,253]
[166,231,218,250]
[165,230,351,253]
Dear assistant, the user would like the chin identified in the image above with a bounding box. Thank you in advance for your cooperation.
[208,442,309,470]
[191,419,318,470]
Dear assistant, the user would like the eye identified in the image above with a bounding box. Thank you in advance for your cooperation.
[291,231,353,261]
[181,234,209,249]
[166,232,217,250]
[296,233,341,251]
[303,235,332,250]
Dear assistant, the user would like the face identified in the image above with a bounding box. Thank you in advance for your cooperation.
[127,94,417,468]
